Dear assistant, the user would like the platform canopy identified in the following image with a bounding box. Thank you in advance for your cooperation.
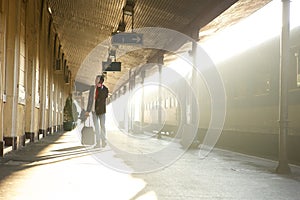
[48,0,271,92]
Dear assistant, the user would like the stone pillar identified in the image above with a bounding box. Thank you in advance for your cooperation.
[47,22,54,135]
[52,35,60,133]
[33,0,41,139]
[52,74,58,133]
[25,0,38,142]
[38,0,47,138]
[48,79,54,135]
[58,74,64,131]
[3,0,21,150]
[0,0,7,156]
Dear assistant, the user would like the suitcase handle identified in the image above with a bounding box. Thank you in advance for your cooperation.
[84,114,92,127]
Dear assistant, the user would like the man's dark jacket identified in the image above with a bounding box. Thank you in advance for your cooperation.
[86,85,108,115]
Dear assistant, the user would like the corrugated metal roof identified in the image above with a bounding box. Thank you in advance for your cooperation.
[48,0,269,92]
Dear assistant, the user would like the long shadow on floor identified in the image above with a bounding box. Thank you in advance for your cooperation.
[0,131,103,186]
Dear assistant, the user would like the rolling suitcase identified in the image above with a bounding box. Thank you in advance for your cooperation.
[81,117,95,145]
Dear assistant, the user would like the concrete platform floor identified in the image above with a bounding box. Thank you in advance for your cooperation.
[0,124,300,200]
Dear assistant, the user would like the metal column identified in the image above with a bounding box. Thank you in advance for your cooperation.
[157,55,163,139]
[276,0,291,174]
[140,70,145,132]
[128,69,135,132]
[158,64,162,126]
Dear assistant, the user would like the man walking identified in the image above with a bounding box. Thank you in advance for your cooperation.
[85,75,109,148]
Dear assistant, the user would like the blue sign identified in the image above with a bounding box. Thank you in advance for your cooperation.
[112,33,143,45]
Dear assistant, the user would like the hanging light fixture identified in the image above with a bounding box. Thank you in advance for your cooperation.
[109,49,116,59]
[111,0,136,35]
[117,21,126,32]
[123,0,135,16]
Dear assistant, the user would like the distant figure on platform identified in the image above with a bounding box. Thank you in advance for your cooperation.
[85,75,109,148]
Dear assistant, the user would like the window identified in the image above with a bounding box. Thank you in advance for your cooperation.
[45,67,48,109]
[254,72,271,96]
[35,58,40,108]
[170,97,175,108]
[295,52,300,87]
[161,100,165,109]
[18,5,26,105]
[165,98,170,109]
